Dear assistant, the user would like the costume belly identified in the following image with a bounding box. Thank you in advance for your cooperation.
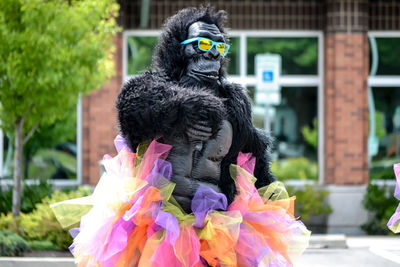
[164,120,233,213]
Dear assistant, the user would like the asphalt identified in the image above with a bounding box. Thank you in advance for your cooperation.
[0,236,399,267]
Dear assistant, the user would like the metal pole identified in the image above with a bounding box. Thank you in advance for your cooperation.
[264,104,270,132]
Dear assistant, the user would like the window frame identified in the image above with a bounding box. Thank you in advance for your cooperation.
[368,31,400,187]
[123,30,324,185]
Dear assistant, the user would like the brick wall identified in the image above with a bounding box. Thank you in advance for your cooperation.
[82,34,123,185]
[324,33,369,185]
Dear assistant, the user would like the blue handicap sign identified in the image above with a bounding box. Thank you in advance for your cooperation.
[262,71,273,82]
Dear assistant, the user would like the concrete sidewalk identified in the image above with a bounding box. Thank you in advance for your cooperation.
[0,235,399,267]
[298,235,400,267]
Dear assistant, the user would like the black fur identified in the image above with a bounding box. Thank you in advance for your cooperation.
[116,6,275,204]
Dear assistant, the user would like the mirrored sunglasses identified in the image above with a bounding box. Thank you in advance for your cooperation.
[181,37,230,56]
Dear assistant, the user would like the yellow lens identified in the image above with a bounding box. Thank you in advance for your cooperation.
[199,38,213,51]
[216,43,227,55]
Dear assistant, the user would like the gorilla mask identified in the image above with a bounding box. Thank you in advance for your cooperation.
[181,22,227,85]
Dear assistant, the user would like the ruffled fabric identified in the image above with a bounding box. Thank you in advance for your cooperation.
[52,136,310,267]
[388,163,400,233]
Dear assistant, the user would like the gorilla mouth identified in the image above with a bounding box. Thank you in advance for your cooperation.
[191,69,219,80]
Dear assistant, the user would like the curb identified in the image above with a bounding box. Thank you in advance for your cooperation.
[309,234,348,249]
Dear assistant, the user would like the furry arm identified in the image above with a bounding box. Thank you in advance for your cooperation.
[220,81,275,189]
[116,72,226,149]
[249,128,276,187]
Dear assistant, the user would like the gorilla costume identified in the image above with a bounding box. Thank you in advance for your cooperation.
[117,6,275,212]
[51,7,310,266]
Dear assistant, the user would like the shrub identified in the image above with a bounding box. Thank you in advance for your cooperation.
[0,186,91,250]
[28,240,59,251]
[271,157,318,181]
[0,186,12,215]
[0,179,53,215]
[287,184,332,221]
[370,161,399,180]
[0,231,29,256]
[21,180,53,213]
[362,183,397,235]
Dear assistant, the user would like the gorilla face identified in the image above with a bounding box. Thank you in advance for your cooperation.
[182,22,225,85]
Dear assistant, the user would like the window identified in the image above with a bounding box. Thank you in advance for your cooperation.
[247,37,318,75]
[369,87,400,181]
[368,33,400,182]
[226,37,240,75]
[252,86,318,181]
[373,38,400,76]
[127,36,158,76]
[123,30,324,183]
[0,99,82,186]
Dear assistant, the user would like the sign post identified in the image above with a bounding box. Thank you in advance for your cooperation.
[255,54,282,132]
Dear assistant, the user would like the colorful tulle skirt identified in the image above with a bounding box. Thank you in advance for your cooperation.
[52,136,311,267]
[388,163,400,234]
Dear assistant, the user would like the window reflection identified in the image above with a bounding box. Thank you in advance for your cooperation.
[226,37,240,75]
[127,37,158,75]
[370,87,400,180]
[252,87,318,180]
[1,107,77,180]
[247,37,318,75]
[372,38,400,75]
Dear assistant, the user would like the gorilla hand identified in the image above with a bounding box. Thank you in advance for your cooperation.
[186,120,212,151]
[182,93,226,142]
[187,121,212,141]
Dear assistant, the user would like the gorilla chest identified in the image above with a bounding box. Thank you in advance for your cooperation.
[163,120,233,212]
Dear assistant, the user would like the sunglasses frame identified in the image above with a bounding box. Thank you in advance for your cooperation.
[180,37,230,57]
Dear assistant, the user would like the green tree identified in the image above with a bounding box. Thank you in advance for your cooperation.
[0,0,120,217]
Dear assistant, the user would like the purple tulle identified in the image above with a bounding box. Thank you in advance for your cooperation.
[145,159,172,185]
[191,184,228,228]
[69,227,80,238]
[155,210,180,245]
[114,134,130,153]
[395,180,400,200]
[388,205,400,228]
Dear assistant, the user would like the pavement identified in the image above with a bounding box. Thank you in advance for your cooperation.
[0,235,399,267]
[297,235,400,267]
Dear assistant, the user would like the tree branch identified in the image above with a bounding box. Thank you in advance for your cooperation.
[23,123,39,145]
